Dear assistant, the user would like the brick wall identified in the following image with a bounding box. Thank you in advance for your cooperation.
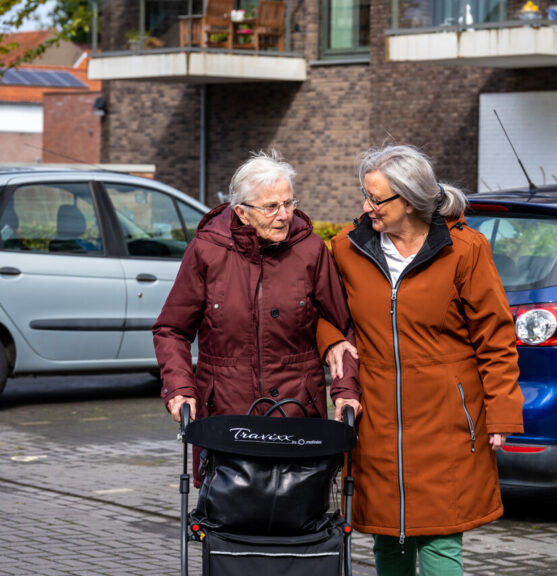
[0,133,42,163]
[101,79,201,198]
[42,91,102,164]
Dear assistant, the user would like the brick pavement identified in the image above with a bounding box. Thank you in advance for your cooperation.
[1,413,557,575]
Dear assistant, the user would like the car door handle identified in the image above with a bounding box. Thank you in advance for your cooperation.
[0,266,21,276]
[136,273,157,283]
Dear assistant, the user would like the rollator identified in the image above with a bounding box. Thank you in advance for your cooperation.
[178,397,357,576]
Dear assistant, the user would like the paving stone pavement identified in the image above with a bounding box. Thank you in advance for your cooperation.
[1,398,557,575]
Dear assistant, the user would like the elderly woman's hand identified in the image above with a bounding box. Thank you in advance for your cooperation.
[168,395,197,422]
[325,340,359,380]
[334,397,362,422]
[489,433,510,451]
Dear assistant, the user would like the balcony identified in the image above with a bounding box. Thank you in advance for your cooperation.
[87,0,306,83]
[386,0,557,67]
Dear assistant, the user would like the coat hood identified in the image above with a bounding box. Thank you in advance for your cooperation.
[196,203,314,261]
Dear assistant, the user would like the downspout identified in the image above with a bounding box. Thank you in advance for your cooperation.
[285,0,291,52]
[199,84,207,205]
[91,0,98,53]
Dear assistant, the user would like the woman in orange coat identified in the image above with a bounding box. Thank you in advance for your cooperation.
[319,145,524,576]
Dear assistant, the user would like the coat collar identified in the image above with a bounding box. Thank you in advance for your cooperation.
[196,203,313,262]
[348,210,457,284]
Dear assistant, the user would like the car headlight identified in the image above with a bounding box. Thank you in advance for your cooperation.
[515,308,557,346]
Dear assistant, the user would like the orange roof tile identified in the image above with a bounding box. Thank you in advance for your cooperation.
[0,29,58,66]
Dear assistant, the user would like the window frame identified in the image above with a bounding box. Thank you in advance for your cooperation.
[320,0,370,60]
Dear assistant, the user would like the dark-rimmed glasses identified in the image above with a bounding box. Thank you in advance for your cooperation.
[360,187,400,209]
[241,198,298,218]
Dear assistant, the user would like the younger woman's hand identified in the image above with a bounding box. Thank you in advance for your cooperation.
[326,340,359,380]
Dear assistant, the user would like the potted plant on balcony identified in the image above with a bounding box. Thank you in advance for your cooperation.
[519,1,542,20]
[235,27,253,44]
[126,30,165,50]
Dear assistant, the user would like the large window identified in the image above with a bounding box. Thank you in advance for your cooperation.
[321,0,370,59]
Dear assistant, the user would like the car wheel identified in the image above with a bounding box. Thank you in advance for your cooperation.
[0,344,9,396]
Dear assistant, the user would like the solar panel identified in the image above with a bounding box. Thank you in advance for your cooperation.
[0,68,87,88]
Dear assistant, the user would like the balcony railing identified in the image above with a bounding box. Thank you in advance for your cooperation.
[88,0,306,83]
[388,0,557,34]
[91,0,293,56]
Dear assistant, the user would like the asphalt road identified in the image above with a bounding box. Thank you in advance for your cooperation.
[1,375,556,575]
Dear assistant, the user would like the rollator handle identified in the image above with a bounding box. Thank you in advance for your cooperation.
[180,403,191,439]
[342,405,355,428]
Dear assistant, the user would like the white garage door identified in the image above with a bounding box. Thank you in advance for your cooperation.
[478,91,557,192]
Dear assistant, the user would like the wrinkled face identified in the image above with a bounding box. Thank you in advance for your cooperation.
[234,178,294,244]
[362,170,410,234]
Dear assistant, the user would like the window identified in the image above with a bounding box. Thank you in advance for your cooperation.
[0,182,102,254]
[105,184,202,259]
[321,0,370,59]
[467,213,557,291]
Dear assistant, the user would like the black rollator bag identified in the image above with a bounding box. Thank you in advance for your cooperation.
[177,397,357,576]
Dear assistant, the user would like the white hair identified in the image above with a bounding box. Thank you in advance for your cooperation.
[229,150,296,207]
[358,145,467,222]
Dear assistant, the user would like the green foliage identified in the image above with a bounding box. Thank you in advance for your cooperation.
[494,219,557,259]
[0,0,93,69]
[48,0,93,45]
[313,221,350,250]
[208,32,228,43]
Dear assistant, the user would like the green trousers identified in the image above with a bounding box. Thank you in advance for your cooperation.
[373,533,463,576]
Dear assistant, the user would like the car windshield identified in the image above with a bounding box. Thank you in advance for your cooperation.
[466,211,557,291]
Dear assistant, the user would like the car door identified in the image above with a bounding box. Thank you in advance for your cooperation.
[102,182,204,361]
[0,179,126,365]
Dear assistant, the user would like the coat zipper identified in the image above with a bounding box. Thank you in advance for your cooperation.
[256,256,264,397]
[457,382,476,452]
[391,284,406,549]
[348,236,407,549]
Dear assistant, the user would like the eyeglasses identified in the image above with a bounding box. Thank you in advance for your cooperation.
[241,198,298,218]
[360,187,400,209]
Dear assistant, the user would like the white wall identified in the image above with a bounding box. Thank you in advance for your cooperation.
[0,103,43,133]
[478,92,557,192]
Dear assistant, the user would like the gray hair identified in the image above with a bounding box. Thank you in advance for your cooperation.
[358,145,467,222]
[229,150,296,207]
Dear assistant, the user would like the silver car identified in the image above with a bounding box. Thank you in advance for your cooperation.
[0,167,208,396]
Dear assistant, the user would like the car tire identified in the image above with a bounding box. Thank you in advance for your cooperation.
[0,344,8,396]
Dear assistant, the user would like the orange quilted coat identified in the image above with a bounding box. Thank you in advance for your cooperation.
[318,212,524,541]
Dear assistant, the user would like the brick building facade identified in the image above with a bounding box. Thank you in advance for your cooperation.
[98,0,557,222]
[42,91,103,164]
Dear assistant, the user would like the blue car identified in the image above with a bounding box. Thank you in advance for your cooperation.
[466,187,557,488]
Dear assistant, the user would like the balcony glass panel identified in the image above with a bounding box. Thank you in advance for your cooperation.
[397,0,506,28]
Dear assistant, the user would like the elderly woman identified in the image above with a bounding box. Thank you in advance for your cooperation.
[153,151,354,437]
[318,145,524,576]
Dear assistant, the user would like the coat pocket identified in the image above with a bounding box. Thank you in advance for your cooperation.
[457,380,476,453]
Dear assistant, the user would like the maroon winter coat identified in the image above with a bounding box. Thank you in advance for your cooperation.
[152,204,351,420]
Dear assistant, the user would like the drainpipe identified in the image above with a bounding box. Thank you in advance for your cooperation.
[199,85,207,205]
[285,0,291,52]
[91,0,98,53]
[139,0,146,48]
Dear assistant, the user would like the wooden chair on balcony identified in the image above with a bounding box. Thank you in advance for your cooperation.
[233,1,286,51]
[179,0,234,49]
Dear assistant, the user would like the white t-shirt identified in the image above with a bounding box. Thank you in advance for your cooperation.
[380,232,417,286]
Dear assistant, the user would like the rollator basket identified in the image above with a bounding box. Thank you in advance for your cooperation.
[178,398,357,576]
[201,519,346,576]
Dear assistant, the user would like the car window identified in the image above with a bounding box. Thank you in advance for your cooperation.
[0,182,103,254]
[178,202,204,239]
[467,212,557,291]
[105,184,192,259]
